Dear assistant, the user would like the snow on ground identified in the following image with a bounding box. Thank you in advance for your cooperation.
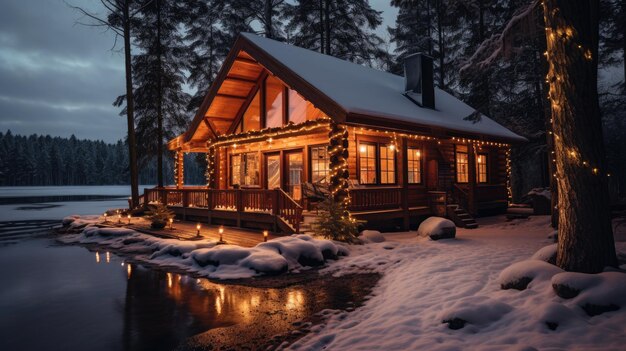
[288,216,626,351]
[59,216,348,280]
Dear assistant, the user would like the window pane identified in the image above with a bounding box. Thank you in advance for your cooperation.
[379,145,395,184]
[243,90,260,132]
[243,153,259,186]
[477,154,488,183]
[407,147,421,184]
[310,146,329,183]
[265,76,283,128]
[230,155,241,186]
[288,90,306,124]
[359,143,377,184]
[456,151,468,183]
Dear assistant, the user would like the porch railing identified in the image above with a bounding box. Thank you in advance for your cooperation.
[143,187,301,232]
[348,187,402,211]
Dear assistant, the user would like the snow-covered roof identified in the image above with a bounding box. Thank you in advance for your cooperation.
[241,33,525,142]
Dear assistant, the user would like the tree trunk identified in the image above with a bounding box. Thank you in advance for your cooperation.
[534,20,558,229]
[264,0,273,38]
[436,0,444,88]
[324,0,331,55]
[426,0,432,56]
[123,0,139,208]
[543,0,617,272]
[156,0,164,188]
[319,0,324,53]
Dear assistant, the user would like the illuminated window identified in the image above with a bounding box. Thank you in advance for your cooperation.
[456,147,468,183]
[359,143,377,184]
[379,145,396,184]
[310,145,329,183]
[265,76,283,128]
[243,90,260,132]
[407,147,422,184]
[230,153,259,187]
[477,154,488,183]
[288,90,325,123]
[230,154,241,186]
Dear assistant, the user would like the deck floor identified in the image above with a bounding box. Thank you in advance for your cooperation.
[123,217,282,247]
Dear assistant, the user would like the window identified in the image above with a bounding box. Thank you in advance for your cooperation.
[230,154,241,186]
[456,146,469,183]
[243,90,260,132]
[407,147,422,184]
[359,143,377,184]
[310,145,329,183]
[477,154,488,183]
[288,89,325,123]
[265,76,283,128]
[379,145,396,184]
[230,152,259,187]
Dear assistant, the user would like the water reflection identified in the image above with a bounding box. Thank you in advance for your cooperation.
[0,239,376,351]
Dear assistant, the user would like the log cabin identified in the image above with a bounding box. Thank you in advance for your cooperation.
[142,33,526,234]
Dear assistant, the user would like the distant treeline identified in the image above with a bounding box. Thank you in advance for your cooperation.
[0,131,205,186]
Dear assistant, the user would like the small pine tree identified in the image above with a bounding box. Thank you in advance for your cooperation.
[145,204,175,229]
[312,198,361,243]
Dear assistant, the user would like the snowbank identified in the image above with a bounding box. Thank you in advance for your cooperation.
[528,187,551,199]
[552,272,626,315]
[59,219,348,279]
[417,216,456,240]
[360,230,385,243]
[289,216,626,351]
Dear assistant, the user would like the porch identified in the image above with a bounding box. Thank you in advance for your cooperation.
[139,186,467,234]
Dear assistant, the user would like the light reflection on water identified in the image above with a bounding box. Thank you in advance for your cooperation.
[0,238,366,351]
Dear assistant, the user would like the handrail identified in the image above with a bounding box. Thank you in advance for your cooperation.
[276,188,303,233]
[349,187,402,211]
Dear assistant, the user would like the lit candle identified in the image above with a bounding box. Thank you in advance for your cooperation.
[169,218,173,230]
[219,225,224,242]
[103,213,108,222]
[127,214,131,224]
[196,223,201,237]
[263,230,268,242]
[118,213,121,224]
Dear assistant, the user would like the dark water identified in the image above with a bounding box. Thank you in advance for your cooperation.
[0,238,376,351]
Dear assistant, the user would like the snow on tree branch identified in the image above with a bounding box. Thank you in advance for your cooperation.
[460,0,540,75]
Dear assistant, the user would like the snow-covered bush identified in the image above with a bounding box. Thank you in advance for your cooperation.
[417,217,456,240]
[530,243,557,264]
[551,272,626,316]
[499,259,563,290]
[360,230,385,243]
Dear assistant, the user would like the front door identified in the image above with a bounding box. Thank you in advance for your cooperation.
[284,150,303,201]
[265,153,281,189]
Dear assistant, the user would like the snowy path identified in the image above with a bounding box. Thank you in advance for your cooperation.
[289,216,626,351]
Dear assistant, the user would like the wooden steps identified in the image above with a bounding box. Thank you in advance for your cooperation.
[447,205,478,229]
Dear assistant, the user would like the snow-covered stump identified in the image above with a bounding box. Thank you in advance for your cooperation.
[359,230,385,243]
[417,217,456,240]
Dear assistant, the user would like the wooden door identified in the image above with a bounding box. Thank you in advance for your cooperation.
[284,150,303,200]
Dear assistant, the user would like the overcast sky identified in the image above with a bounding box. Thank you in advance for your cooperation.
[0,0,397,143]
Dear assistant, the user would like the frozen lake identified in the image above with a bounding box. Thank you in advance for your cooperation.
[0,185,154,221]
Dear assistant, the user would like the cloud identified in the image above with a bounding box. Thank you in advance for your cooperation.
[0,0,126,143]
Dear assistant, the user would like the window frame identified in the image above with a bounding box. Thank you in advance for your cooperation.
[455,147,469,184]
[378,144,397,185]
[357,139,397,186]
[476,153,488,184]
[407,146,423,184]
[229,152,260,188]
[308,144,330,184]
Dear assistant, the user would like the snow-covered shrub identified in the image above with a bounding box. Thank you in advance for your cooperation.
[551,271,626,316]
[360,230,385,243]
[499,260,563,290]
[417,217,456,240]
[531,244,557,264]
[440,296,512,330]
